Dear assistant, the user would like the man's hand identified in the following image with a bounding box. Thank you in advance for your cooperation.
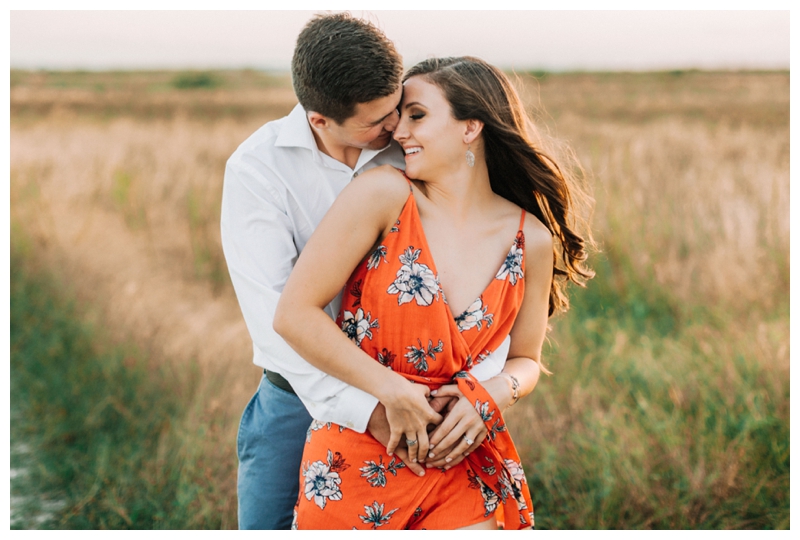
[428,394,456,415]
[368,392,476,473]
[367,402,428,476]
[426,385,487,469]
[423,392,476,470]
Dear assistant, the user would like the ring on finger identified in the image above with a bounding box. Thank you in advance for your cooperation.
[406,438,418,446]
[463,435,474,445]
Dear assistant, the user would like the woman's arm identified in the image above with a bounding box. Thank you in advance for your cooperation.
[273,165,442,463]
[493,213,554,403]
[426,214,553,465]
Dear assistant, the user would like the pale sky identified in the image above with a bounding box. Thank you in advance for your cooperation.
[9,9,790,72]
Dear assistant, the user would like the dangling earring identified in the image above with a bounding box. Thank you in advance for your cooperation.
[465,144,475,168]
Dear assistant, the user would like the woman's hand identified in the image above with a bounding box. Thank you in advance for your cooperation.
[425,385,488,468]
[380,379,443,464]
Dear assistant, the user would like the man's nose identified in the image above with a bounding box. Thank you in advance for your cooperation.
[384,109,400,132]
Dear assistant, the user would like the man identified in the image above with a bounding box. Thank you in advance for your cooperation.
[221,12,509,530]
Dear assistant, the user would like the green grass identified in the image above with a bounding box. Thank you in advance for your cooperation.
[171,71,222,90]
[9,69,296,123]
[515,253,790,529]
[10,238,234,529]
[10,68,291,92]
[12,232,787,529]
[10,69,789,529]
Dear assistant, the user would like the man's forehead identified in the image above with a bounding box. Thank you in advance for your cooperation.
[350,88,402,125]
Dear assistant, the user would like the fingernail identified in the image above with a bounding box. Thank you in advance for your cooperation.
[426,463,432,468]
[431,389,437,395]
[412,459,417,463]
[429,445,435,450]
[428,452,435,458]
[444,465,451,471]
[445,457,452,463]
[418,470,425,477]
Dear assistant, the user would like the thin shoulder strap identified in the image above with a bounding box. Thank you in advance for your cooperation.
[396,167,413,192]
[519,209,526,230]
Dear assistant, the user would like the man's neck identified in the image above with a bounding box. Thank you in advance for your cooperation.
[309,125,363,171]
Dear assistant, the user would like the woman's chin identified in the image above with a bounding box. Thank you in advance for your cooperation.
[403,162,421,179]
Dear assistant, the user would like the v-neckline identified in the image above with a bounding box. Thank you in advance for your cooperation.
[405,188,522,322]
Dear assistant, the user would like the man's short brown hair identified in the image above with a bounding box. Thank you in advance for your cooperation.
[291,13,403,124]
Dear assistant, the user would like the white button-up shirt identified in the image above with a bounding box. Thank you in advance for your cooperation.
[221,103,508,433]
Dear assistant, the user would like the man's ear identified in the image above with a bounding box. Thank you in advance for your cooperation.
[307,111,330,131]
[463,119,484,144]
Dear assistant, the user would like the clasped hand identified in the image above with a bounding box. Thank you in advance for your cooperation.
[369,382,488,476]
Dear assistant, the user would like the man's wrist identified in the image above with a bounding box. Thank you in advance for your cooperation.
[366,402,390,446]
[305,384,379,433]
[367,402,386,430]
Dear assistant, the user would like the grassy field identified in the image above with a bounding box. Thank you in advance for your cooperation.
[9,69,789,529]
[10,238,235,529]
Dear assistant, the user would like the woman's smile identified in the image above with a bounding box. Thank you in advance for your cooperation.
[403,146,422,160]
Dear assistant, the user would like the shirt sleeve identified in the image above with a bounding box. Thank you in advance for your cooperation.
[469,335,510,381]
[220,156,378,432]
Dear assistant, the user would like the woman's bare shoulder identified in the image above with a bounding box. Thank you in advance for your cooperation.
[494,194,553,255]
[346,165,410,202]
[523,212,554,259]
[331,165,411,229]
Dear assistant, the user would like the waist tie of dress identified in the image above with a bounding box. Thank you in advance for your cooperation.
[400,370,534,529]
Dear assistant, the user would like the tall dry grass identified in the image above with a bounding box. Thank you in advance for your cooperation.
[10,70,789,529]
[506,71,789,528]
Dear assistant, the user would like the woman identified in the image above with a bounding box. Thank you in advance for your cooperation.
[274,57,593,530]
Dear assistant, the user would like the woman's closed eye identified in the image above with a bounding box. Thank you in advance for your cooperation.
[409,113,425,120]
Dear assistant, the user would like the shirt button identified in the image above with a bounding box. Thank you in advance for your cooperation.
[353,172,359,178]
[346,421,354,428]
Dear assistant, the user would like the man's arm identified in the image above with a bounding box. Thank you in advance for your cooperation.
[220,157,379,432]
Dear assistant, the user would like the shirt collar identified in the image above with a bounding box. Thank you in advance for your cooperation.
[275,103,396,172]
[274,104,318,152]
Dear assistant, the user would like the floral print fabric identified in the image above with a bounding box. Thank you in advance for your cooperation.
[294,178,534,529]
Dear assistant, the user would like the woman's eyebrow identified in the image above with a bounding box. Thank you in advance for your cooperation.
[402,101,423,109]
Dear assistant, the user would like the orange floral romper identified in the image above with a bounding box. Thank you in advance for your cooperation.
[294,177,534,530]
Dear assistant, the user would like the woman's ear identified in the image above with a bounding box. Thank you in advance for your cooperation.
[463,119,484,144]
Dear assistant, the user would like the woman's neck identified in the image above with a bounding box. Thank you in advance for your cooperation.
[414,161,495,222]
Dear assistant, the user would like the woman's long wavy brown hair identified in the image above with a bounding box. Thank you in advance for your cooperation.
[404,57,595,316]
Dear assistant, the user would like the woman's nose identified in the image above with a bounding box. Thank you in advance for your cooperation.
[393,115,408,142]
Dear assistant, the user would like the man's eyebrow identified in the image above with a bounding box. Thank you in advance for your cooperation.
[369,110,395,125]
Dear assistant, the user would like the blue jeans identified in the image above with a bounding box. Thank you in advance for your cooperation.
[237,372,312,530]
